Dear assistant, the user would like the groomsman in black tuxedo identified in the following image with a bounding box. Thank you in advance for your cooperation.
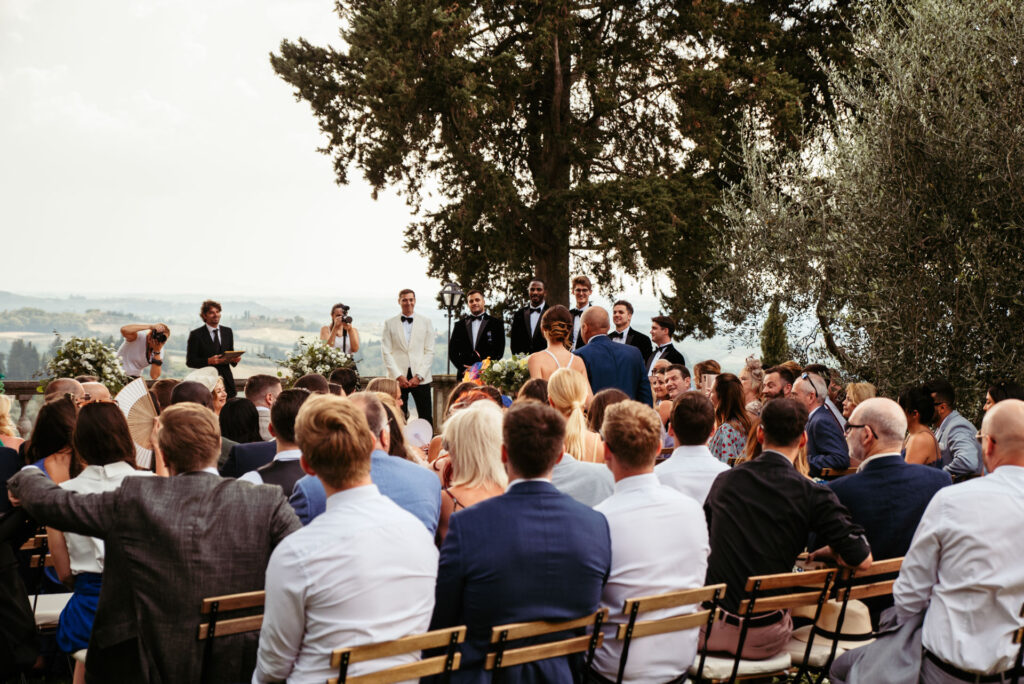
[608,299,653,362]
[186,299,240,397]
[646,315,687,373]
[448,289,506,372]
[510,279,548,355]
[570,275,594,350]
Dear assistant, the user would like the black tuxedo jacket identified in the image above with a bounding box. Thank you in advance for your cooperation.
[509,304,548,356]
[645,343,686,371]
[449,314,506,371]
[609,327,653,361]
[186,325,238,397]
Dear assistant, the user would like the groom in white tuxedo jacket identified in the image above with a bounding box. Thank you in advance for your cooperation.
[381,289,435,425]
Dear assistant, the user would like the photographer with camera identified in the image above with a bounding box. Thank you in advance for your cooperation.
[319,303,360,354]
[117,323,171,380]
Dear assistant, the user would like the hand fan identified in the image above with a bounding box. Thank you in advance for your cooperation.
[115,377,158,469]
[404,418,433,448]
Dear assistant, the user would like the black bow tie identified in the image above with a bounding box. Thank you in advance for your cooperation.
[608,331,624,340]
[401,316,414,323]
[570,308,582,316]
[658,344,670,352]
[468,314,484,321]
[530,307,543,313]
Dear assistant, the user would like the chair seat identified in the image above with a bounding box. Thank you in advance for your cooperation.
[33,593,72,628]
[689,651,792,680]
[785,637,845,668]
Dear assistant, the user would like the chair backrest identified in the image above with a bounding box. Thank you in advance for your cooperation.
[28,554,55,569]
[196,590,266,640]
[835,557,904,602]
[327,625,466,684]
[484,608,609,673]
[820,467,857,479]
[615,584,726,684]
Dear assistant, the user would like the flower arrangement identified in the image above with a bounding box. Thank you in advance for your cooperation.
[45,334,131,394]
[479,355,529,396]
[277,337,356,387]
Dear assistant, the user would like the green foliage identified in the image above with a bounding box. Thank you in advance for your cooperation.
[277,338,357,387]
[271,0,856,337]
[715,0,1024,415]
[760,300,791,367]
[479,355,530,396]
[5,339,42,380]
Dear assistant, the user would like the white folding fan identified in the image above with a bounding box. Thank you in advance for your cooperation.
[115,377,159,470]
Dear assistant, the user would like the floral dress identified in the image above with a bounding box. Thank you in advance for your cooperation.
[709,422,746,464]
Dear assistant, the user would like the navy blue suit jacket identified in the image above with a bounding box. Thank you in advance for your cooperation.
[430,481,611,684]
[219,440,276,479]
[572,335,652,404]
[828,454,951,560]
[806,406,850,476]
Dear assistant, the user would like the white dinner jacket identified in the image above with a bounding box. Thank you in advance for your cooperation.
[381,313,435,384]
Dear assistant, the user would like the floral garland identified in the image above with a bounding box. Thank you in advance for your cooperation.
[46,334,131,394]
[277,337,356,387]
[478,355,529,396]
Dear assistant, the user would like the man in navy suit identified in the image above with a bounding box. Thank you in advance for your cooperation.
[430,402,611,684]
[572,307,652,404]
[822,398,950,561]
[792,371,849,476]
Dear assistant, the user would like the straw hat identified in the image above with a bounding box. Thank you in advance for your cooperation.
[791,599,875,650]
[182,367,220,392]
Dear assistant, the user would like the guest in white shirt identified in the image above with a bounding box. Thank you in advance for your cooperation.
[253,395,438,684]
[238,389,310,494]
[244,375,282,441]
[592,400,710,683]
[656,392,729,504]
[890,399,1024,682]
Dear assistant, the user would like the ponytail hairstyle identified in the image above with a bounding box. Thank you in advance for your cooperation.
[547,368,589,459]
[541,305,573,350]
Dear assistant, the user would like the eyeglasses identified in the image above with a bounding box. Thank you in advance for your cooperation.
[844,422,872,436]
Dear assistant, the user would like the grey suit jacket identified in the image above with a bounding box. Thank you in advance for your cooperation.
[8,468,301,684]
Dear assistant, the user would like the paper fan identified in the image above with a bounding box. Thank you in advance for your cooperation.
[115,378,158,469]
[404,418,433,448]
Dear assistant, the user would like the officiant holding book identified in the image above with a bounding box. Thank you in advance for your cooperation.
[186,299,242,398]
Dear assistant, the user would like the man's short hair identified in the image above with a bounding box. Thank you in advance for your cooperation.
[926,378,956,408]
[612,299,634,315]
[151,378,180,410]
[803,363,832,379]
[798,372,828,403]
[466,288,484,299]
[293,373,330,394]
[244,374,282,401]
[765,366,796,387]
[270,388,311,443]
[348,392,388,437]
[294,395,374,489]
[74,375,99,383]
[170,381,214,409]
[651,316,676,336]
[602,401,662,469]
[200,299,221,315]
[159,403,221,472]
[329,367,359,395]
[571,275,592,290]
[760,398,809,448]
[670,392,715,445]
[503,402,566,478]
[529,278,545,288]
[328,382,343,396]
[398,288,415,299]
[666,363,691,379]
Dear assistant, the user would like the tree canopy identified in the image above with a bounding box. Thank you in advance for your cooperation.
[272,0,855,335]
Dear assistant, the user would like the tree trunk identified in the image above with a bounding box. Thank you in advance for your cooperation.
[532,221,570,307]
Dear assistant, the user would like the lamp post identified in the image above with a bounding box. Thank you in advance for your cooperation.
[439,281,464,375]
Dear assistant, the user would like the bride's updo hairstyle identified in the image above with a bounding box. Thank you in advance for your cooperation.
[541,305,573,350]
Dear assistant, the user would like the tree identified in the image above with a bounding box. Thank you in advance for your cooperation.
[271,0,857,336]
[6,339,41,380]
[759,299,790,367]
[715,0,1024,414]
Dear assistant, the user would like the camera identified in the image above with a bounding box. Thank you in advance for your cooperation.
[151,330,168,344]
[336,304,353,325]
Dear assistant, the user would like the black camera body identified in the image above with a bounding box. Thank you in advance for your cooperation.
[151,330,168,344]
[337,304,353,325]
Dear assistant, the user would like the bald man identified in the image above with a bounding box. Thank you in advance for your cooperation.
[80,382,112,404]
[887,399,1024,682]
[43,378,84,403]
[573,307,652,404]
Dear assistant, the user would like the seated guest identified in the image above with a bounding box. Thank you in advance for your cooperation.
[219,398,263,444]
[328,382,343,396]
[172,380,235,469]
[365,377,403,409]
[245,375,282,440]
[739,356,764,416]
[925,377,983,478]
[703,398,871,659]
[586,388,629,434]
[655,392,730,504]
[437,401,507,542]
[79,382,112,405]
[46,403,151,684]
[289,394,441,533]
[253,396,437,683]
[0,395,24,451]
[378,399,426,464]
[150,378,179,411]
[791,371,849,476]
[430,402,611,683]
[238,389,311,493]
[656,364,692,426]
[551,450,615,508]
[841,382,876,420]
[708,373,752,463]
[43,377,84,403]
[983,379,1024,412]
[7,403,301,683]
[515,377,548,404]
[25,396,78,483]
[649,367,668,404]
[692,359,721,395]
[592,401,709,684]
[897,384,941,465]
[328,367,359,396]
[804,363,848,428]
[293,373,329,395]
[760,366,794,401]
[549,368,603,463]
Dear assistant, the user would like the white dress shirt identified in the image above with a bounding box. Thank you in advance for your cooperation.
[893,465,1024,674]
[572,302,590,346]
[59,462,152,574]
[256,405,272,442]
[470,315,483,347]
[238,449,301,485]
[611,327,629,344]
[253,484,438,684]
[402,315,413,343]
[529,302,545,335]
[655,444,730,504]
[550,454,615,507]
[647,344,670,374]
[206,323,221,343]
[593,474,710,683]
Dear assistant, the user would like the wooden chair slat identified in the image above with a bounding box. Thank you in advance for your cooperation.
[484,633,603,670]
[329,627,467,667]
[200,590,265,613]
[19,535,47,551]
[820,467,857,478]
[737,589,825,613]
[196,614,263,639]
[615,609,714,641]
[839,557,903,581]
[845,579,896,601]
[743,568,834,591]
[488,608,608,642]
[29,554,54,568]
[622,584,726,614]
[327,653,462,684]
[1014,627,1023,645]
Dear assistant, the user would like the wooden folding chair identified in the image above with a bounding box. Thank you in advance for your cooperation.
[327,625,466,684]
[484,608,608,683]
[197,590,265,682]
[819,467,856,480]
[613,584,725,684]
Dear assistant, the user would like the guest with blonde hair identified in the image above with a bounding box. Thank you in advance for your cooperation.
[0,394,24,450]
[843,382,877,419]
[548,368,603,463]
[436,402,507,542]
[366,377,402,407]
[740,356,765,416]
